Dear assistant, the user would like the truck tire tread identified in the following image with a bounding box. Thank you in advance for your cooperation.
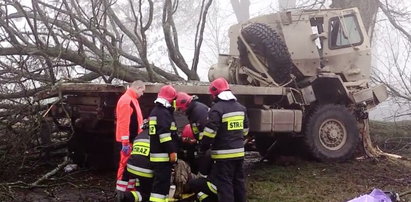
[238,23,293,85]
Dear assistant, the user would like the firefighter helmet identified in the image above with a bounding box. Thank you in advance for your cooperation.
[176,92,193,111]
[181,124,196,144]
[158,85,177,103]
[209,77,230,97]
[182,124,194,139]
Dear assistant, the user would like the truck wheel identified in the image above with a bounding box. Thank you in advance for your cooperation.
[304,104,360,162]
[238,23,293,85]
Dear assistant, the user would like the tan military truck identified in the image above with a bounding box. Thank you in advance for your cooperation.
[207,7,387,161]
[36,7,387,167]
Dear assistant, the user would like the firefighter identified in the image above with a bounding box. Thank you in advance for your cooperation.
[118,120,153,202]
[180,124,197,145]
[176,92,217,202]
[175,92,210,174]
[188,177,218,202]
[148,85,178,202]
[175,92,209,140]
[115,80,145,193]
[200,77,249,202]
[179,124,198,169]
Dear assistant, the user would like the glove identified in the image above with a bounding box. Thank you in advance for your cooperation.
[182,137,197,145]
[121,143,132,154]
[169,152,178,163]
[141,119,149,130]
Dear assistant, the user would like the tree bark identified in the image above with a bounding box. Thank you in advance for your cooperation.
[162,0,200,80]
[0,46,157,82]
[191,0,213,74]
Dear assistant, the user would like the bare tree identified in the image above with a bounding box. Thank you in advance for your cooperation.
[372,0,411,118]
[162,0,213,80]
[201,1,232,66]
[0,0,215,167]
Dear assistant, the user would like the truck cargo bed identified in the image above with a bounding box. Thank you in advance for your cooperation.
[36,82,288,100]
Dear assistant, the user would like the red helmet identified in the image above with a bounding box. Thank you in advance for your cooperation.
[209,77,230,97]
[181,124,196,144]
[176,92,193,111]
[182,124,195,139]
[158,85,177,103]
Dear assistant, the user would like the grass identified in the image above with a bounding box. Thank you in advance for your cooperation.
[247,159,411,202]
[246,121,411,202]
[370,120,411,157]
[370,120,411,140]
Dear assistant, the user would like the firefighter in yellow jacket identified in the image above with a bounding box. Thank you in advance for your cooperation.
[148,85,178,202]
[200,78,249,202]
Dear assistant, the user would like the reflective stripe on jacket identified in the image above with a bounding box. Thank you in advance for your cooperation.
[127,130,153,178]
[149,103,178,162]
[186,101,209,140]
[200,98,249,160]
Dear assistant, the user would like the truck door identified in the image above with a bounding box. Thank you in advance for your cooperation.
[322,8,371,82]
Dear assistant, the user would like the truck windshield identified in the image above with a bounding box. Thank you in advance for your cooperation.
[329,15,363,49]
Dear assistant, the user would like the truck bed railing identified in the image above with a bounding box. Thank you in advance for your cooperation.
[36,82,289,100]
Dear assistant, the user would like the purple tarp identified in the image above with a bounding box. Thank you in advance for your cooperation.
[348,189,392,202]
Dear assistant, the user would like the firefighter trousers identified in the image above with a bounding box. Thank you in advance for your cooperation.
[209,159,246,202]
[187,177,217,202]
[120,190,142,202]
[130,175,153,201]
[120,177,153,202]
[150,162,173,201]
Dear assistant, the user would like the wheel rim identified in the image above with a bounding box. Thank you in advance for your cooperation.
[318,119,347,151]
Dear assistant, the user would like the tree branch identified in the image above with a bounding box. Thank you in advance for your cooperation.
[378,0,411,43]
[162,0,199,80]
[192,0,213,74]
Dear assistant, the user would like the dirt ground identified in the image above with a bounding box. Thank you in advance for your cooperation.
[1,151,411,202]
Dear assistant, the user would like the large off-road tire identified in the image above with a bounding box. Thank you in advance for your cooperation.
[238,23,293,85]
[303,104,360,162]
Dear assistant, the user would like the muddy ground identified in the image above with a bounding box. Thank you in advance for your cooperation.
[1,151,411,202]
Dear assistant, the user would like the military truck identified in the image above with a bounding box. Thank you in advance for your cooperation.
[208,7,388,161]
[36,7,387,167]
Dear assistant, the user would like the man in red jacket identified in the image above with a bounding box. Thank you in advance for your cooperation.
[115,80,145,193]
